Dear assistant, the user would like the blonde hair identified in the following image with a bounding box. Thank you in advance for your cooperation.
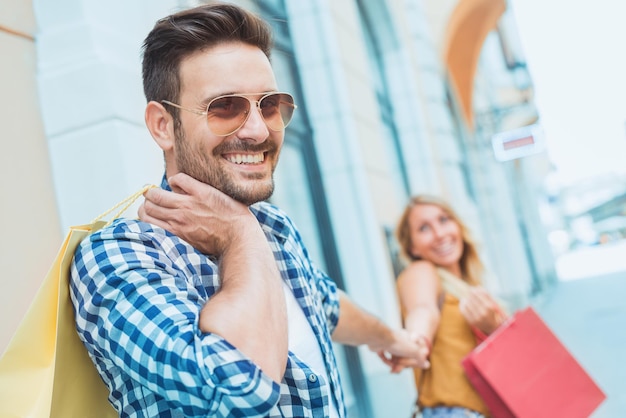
[395,195,484,285]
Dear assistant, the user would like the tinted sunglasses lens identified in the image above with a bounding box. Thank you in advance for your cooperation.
[207,96,250,135]
[260,93,296,131]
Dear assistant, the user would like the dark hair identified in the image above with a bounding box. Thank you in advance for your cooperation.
[396,195,484,285]
[141,2,273,116]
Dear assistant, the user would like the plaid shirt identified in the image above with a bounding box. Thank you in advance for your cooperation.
[70,181,346,418]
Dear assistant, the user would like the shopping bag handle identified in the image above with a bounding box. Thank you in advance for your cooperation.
[437,268,507,312]
[90,184,157,226]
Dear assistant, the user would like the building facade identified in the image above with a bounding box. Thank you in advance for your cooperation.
[2,0,555,416]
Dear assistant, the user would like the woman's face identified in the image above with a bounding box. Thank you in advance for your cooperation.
[407,203,464,269]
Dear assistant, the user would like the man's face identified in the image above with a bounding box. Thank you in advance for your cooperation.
[172,42,283,205]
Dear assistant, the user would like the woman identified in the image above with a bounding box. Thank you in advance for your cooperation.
[395,195,506,418]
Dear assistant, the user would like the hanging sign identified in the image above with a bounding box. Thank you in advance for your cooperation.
[492,123,545,161]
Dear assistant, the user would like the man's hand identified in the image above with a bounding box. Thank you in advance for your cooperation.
[138,172,288,383]
[138,173,258,255]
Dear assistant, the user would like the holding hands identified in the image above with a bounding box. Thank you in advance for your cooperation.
[140,175,438,378]
[374,329,431,374]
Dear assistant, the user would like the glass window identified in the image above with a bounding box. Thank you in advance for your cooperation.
[356,0,410,201]
[256,2,370,416]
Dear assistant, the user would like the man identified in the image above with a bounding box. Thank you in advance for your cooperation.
[71,3,429,417]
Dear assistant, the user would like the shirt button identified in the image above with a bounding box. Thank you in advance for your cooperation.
[308,373,318,383]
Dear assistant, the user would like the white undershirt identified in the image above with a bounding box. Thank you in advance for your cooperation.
[282,281,340,418]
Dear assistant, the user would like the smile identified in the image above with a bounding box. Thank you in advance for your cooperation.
[432,241,457,256]
[224,152,265,164]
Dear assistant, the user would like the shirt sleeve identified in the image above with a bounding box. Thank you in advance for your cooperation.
[70,220,280,417]
[272,205,341,334]
[309,263,340,334]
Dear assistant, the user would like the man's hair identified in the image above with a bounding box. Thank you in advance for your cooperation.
[141,2,273,114]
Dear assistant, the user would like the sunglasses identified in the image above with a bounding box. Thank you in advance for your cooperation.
[162,92,297,137]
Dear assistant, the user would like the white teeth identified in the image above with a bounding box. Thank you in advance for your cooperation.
[434,242,455,255]
[226,153,264,164]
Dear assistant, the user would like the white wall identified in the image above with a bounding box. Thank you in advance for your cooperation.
[0,0,63,354]
[34,0,176,231]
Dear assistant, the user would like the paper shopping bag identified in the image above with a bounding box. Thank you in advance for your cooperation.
[461,307,606,418]
[0,186,152,418]
[0,222,116,418]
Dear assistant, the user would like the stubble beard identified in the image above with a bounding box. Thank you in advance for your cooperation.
[174,128,276,206]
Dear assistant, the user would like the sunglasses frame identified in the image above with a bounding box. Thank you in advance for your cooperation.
[162,92,297,137]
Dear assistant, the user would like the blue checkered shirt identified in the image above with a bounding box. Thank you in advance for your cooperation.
[70,182,346,418]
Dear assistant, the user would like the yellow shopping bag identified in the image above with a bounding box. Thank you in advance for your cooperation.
[0,186,153,418]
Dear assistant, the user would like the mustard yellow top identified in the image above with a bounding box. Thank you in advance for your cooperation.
[413,293,490,416]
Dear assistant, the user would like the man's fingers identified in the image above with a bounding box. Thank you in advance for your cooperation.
[168,172,199,196]
[144,187,182,209]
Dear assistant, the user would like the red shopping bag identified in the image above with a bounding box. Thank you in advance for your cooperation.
[461,307,605,418]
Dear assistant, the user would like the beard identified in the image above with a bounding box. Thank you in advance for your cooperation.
[173,126,277,206]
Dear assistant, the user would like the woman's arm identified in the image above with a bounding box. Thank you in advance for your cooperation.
[396,261,441,346]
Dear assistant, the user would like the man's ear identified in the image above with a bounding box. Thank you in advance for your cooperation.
[145,101,175,152]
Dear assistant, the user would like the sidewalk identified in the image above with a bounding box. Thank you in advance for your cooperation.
[531,269,626,417]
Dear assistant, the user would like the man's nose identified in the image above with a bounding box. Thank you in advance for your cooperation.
[237,103,270,142]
